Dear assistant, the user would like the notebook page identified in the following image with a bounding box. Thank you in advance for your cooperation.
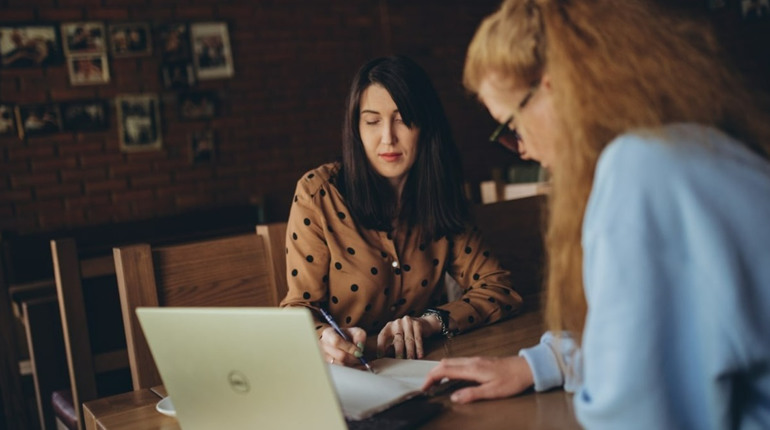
[327,358,439,420]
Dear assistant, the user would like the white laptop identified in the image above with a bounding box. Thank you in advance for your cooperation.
[136,307,443,430]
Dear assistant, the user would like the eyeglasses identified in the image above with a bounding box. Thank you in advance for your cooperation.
[488,81,540,154]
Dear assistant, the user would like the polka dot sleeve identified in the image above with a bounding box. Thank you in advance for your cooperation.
[441,227,523,333]
[279,179,331,335]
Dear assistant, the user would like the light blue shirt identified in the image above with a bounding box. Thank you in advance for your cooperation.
[519,123,770,429]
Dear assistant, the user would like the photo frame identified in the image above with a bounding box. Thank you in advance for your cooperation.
[116,94,162,152]
[61,99,109,132]
[109,22,152,57]
[157,23,190,62]
[0,104,17,136]
[162,61,195,89]
[0,24,63,68]
[190,129,215,163]
[15,103,62,138]
[60,21,106,55]
[741,0,770,19]
[68,54,110,85]
[190,22,234,80]
[178,91,218,120]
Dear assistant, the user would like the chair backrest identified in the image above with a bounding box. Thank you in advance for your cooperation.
[113,223,288,390]
[50,238,130,430]
[472,195,546,308]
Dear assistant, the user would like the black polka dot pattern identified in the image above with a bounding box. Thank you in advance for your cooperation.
[284,168,519,339]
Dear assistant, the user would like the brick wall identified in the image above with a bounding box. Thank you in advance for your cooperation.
[0,0,520,234]
[1,0,767,235]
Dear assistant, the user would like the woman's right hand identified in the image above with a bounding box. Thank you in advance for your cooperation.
[421,356,534,403]
[319,326,367,367]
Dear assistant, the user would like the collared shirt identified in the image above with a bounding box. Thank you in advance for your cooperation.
[280,163,523,336]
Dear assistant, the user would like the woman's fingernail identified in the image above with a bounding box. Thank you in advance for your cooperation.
[357,342,365,351]
[354,350,363,358]
[451,393,461,402]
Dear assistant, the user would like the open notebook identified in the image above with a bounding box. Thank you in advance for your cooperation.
[136,307,443,429]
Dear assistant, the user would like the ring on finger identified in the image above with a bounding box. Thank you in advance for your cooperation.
[330,357,335,364]
[405,336,415,342]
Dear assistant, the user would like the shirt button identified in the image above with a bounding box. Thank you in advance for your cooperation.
[391,260,399,269]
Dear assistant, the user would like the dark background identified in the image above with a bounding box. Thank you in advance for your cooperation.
[0,0,767,234]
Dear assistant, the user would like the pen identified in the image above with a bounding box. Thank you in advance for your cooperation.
[319,307,375,374]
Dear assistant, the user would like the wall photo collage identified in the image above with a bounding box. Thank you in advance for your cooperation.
[0,21,232,161]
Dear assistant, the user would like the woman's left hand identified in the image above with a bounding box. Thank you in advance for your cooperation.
[376,315,441,359]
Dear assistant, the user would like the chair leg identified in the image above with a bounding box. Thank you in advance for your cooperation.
[1,288,32,430]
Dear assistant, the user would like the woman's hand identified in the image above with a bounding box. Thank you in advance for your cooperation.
[376,315,440,359]
[319,326,367,367]
[421,356,534,403]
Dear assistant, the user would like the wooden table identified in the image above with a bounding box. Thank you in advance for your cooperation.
[83,311,580,429]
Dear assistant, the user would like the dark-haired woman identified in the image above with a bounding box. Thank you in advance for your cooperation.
[280,55,522,367]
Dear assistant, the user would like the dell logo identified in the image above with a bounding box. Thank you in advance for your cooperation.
[227,370,250,393]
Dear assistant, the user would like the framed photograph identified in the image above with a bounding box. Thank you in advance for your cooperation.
[61,99,109,132]
[68,54,110,85]
[190,129,215,163]
[0,24,63,68]
[162,61,195,89]
[109,22,152,57]
[61,21,106,55]
[178,91,218,120]
[0,104,17,136]
[190,22,234,80]
[116,94,162,152]
[742,0,770,19]
[15,103,62,138]
[157,23,190,62]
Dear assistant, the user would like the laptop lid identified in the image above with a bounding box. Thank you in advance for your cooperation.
[136,307,348,430]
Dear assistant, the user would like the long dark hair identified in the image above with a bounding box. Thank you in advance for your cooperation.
[337,55,469,240]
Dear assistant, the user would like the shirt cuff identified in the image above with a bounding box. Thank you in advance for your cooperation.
[519,342,564,392]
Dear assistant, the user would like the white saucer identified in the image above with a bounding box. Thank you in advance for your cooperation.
[156,396,176,417]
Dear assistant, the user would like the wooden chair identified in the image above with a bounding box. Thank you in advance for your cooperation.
[50,238,131,430]
[113,223,287,390]
[472,195,547,309]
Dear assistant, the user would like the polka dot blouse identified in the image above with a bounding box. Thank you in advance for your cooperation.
[280,163,523,337]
